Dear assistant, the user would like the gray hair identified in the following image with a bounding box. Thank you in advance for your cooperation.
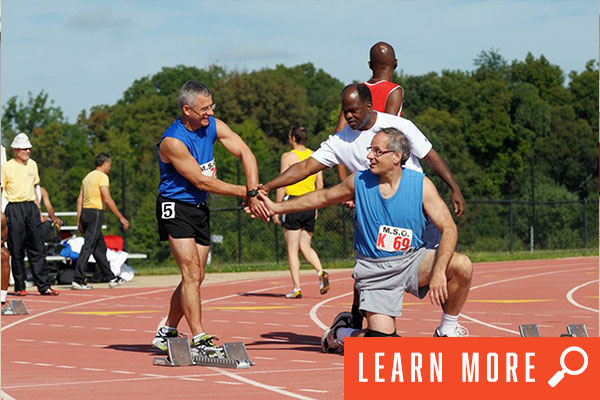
[178,81,211,109]
[377,127,411,165]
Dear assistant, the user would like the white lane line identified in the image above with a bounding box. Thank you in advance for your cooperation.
[208,367,318,400]
[238,321,257,325]
[231,336,252,340]
[215,381,244,385]
[264,323,282,326]
[458,314,519,335]
[310,292,353,330]
[2,366,344,389]
[1,390,17,400]
[291,360,317,364]
[12,361,31,365]
[566,279,599,313]
[299,389,328,394]
[111,370,135,375]
[2,287,175,332]
[82,368,105,372]
[15,339,35,342]
[33,363,53,367]
[56,365,77,369]
[252,356,276,360]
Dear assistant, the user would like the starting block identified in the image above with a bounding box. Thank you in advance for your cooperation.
[1,300,30,316]
[519,324,540,337]
[560,324,589,337]
[153,337,255,369]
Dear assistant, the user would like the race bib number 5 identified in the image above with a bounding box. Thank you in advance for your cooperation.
[161,202,175,219]
[376,225,413,252]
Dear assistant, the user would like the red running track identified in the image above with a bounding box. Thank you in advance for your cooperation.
[1,257,597,399]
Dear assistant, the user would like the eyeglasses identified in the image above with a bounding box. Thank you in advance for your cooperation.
[16,148,32,152]
[367,146,394,157]
[189,103,216,116]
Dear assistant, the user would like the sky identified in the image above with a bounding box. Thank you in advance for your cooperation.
[1,0,598,122]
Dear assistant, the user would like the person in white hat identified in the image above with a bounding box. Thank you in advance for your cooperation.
[0,133,60,296]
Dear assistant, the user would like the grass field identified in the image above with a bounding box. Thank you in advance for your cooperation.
[129,247,599,275]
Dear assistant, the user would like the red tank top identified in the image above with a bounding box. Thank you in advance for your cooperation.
[363,80,403,116]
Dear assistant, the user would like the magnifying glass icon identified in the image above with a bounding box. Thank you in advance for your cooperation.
[547,346,588,387]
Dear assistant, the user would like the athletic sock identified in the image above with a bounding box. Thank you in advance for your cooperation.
[336,327,358,344]
[1,290,6,303]
[351,305,364,329]
[192,332,207,343]
[437,313,459,336]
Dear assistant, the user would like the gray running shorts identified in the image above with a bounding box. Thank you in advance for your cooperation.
[353,248,433,317]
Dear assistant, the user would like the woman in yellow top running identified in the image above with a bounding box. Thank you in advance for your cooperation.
[273,127,329,299]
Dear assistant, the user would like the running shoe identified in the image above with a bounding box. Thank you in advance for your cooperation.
[108,277,126,288]
[41,288,60,296]
[71,281,94,290]
[285,288,302,299]
[434,323,469,337]
[1,302,15,315]
[152,326,179,351]
[12,290,26,296]
[191,334,223,357]
[321,311,353,353]
[319,270,330,295]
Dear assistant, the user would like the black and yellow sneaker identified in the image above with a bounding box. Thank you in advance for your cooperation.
[191,334,223,357]
[152,326,178,351]
[285,288,302,299]
[319,270,330,295]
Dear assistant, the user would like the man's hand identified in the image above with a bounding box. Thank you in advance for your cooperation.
[52,217,63,230]
[120,217,130,231]
[272,214,281,225]
[77,219,83,235]
[256,192,279,216]
[342,200,356,209]
[246,195,271,222]
[451,190,465,217]
[428,271,448,307]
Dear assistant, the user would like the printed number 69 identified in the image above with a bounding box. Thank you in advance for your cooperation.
[393,236,410,251]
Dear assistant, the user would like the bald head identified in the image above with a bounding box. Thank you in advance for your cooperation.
[369,42,397,69]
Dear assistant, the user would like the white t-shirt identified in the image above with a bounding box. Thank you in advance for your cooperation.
[311,112,432,174]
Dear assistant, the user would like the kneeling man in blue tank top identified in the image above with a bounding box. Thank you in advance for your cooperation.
[258,127,473,352]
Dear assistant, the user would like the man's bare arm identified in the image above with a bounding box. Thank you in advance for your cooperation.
[262,173,355,215]
[100,186,129,230]
[160,137,245,198]
[262,157,326,193]
[422,177,458,306]
[384,87,403,116]
[215,118,269,221]
[422,149,465,217]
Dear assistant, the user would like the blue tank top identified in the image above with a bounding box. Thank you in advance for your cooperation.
[354,169,426,258]
[157,117,217,204]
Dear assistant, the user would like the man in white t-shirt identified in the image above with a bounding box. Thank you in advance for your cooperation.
[260,83,464,330]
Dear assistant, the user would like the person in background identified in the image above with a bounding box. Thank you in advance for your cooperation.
[273,126,329,299]
[0,133,59,296]
[71,153,129,290]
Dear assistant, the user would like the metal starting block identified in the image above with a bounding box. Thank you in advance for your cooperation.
[153,337,255,369]
[1,300,30,315]
[519,324,541,337]
[560,324,589,337]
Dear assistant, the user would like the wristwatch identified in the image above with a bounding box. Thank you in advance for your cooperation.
[246,189,259,197]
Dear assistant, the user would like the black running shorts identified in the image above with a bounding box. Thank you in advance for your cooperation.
[156,196,210,245]
[281,195,316,232]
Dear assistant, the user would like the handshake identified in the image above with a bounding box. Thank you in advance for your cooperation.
[243,186,280,223]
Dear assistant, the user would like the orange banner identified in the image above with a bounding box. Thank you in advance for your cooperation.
[344,337,599,399]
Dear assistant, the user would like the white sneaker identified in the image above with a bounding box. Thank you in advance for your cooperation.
[434,323,469,337]
[71,281,94,290]
[108,277,125,288]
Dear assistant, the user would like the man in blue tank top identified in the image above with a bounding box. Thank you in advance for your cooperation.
[153,81,269,356]
[258,128,473,351]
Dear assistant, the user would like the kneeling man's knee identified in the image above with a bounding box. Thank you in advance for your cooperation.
[450,253,473,282]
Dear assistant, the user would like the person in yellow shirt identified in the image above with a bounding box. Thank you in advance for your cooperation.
[72,153,129,290]
[273,127,329,299]
[0,133,59,296]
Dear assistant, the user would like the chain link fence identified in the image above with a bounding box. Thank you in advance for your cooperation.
[206,198,599,267]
